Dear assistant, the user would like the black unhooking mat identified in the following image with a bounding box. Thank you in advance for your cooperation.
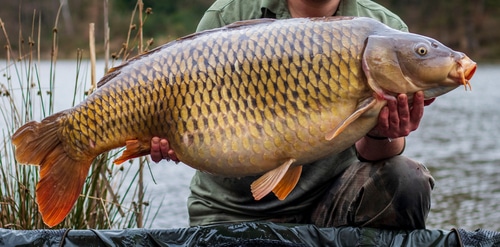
[1,222,499,247]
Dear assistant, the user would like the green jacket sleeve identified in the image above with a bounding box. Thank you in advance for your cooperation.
[196,0,269,32]
[196,10,226,32]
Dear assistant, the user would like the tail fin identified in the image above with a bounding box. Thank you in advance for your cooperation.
[12,112,94,227]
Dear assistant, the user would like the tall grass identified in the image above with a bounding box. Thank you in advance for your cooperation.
[0,0,160,229]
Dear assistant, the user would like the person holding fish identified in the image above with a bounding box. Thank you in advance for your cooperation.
[13,0,476,228]
[151,0,437,229]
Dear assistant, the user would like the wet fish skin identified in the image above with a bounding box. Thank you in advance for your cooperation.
[61,16,376,174]
[11,16,476,227]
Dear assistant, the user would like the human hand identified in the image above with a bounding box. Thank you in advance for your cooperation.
[150,137,179,163]
[368,91,434,139]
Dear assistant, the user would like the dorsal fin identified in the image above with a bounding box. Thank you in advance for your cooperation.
[97,18,278,89]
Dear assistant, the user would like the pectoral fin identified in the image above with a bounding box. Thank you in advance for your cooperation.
[251,158,299,200]
[325,97,377,141]
[114,139,151,165]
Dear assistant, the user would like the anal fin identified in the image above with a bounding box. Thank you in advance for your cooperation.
[250,158,299,200]
[114,139,151,165]
[272,165,302,200]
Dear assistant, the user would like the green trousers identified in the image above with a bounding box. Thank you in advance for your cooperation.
[188,155,434,229]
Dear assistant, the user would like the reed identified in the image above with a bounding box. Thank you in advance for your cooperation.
[0,1,160,229]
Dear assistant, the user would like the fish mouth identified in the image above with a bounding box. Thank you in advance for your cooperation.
[422,55,476,100]
[450,55,476,91]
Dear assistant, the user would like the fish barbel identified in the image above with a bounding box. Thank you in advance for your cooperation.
[11,17,476,227]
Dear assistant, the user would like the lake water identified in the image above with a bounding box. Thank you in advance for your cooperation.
[2,61,499,231]
[403,64,500,231]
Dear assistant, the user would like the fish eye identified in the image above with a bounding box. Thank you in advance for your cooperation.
[416,46,428,56]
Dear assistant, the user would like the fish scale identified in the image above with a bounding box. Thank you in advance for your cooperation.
[12,16,476,227]
[101,17,360,170]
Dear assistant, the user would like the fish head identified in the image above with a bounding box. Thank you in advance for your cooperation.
[362,32,476,100]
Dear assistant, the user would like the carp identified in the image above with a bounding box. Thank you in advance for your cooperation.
[12,17,476,227]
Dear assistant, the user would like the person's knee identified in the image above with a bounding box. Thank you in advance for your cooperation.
[375,156,435,228]
[354,156,435,229]
[381,156,435,193]
[309,156,435,229]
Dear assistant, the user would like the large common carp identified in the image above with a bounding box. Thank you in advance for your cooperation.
[12,17,476,227]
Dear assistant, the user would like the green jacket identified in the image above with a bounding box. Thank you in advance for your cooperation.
[188,0,408,226]
[196,0,408,32]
